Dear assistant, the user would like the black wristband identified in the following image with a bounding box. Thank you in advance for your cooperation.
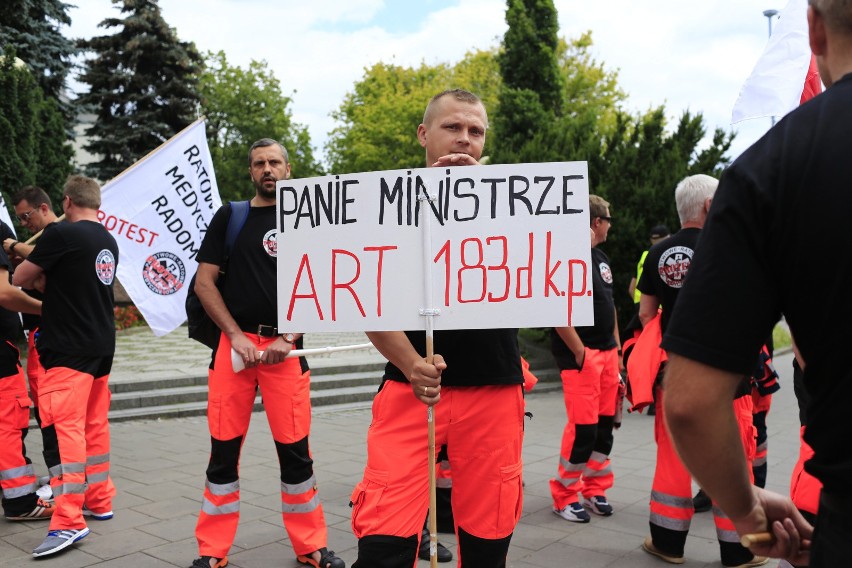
[9,241,18,253]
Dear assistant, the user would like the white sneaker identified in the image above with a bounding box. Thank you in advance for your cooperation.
[32,527,90,557]
[582,495,613,516]
[553,502,590,523]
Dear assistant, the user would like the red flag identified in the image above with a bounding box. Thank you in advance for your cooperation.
[800,54,823,104]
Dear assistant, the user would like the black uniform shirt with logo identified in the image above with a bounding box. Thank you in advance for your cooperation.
[551,247,617,370]
[0,223,24,376]
[637,228,701,334]
[27,221,118,357]
[197,204,280,329]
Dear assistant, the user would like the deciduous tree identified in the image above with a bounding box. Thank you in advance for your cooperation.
[198,51,320,201]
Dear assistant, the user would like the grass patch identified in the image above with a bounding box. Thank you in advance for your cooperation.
[773,323,791,350]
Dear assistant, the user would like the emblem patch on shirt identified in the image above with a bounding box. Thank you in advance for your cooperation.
[95,249,116,285]
[142,251,186,295]
[262,229,277,257]
[599,261,613,284]
[657,245,693,288]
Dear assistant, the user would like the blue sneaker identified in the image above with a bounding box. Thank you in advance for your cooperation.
[583,495,613,516]
[32,527,90,557]
[553,502,590,523]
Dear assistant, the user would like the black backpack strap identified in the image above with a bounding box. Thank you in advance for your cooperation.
[225,200,250,255]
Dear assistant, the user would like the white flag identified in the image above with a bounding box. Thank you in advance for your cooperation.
[99,118,222,336]
[731,0,813,124]
[0,193,16,238]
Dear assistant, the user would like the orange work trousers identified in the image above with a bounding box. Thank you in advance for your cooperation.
[38,366,115,530]
[0,365,38,508]
[26,330,45,412]
[650,386,755,557]
[350,381,524,566]
[195,332,328,559]
[550,347,620,509]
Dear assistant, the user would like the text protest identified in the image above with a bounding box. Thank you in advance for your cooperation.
[277,162,593,332]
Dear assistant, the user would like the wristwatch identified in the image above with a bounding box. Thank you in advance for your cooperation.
[281,333,296,344]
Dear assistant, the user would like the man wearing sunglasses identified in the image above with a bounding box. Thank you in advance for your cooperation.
[2,187,60,473]
[3,186,60,261]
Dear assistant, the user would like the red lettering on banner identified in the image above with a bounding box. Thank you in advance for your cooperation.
[458,238,486,303]
[544,231,562,297]
[486,236,509,302]
[288,254,324,320]
[516,233,533,299]
[97,210,159,246]
[567,259,588,326]
[364,245,397,317]
[331,249,366,320]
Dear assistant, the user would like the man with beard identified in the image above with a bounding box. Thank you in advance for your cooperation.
[190,139,344,568]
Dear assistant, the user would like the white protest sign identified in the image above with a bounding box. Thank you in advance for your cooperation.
[277,162,593,332]
[100,118,222,336]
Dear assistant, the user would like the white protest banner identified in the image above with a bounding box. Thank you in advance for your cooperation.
[0,193,16,237]
[277,162,593,333]
[99,118,222,336]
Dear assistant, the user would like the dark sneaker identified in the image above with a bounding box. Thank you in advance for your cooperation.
[191,556,229,568]
[553,502,590,523]
[297,547,345,568]
[419,529,453,562]
[693,489,712,512]
[82,506,114,520]
[583,495,614,516]
[5,498,54,521]
[32,527,90,557]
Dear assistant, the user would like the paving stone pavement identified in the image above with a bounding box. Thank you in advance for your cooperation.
[4,330,801,567]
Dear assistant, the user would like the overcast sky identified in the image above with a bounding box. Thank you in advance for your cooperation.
[66,0,790,167]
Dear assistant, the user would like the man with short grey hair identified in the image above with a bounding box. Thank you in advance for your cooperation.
[636,175,767,567]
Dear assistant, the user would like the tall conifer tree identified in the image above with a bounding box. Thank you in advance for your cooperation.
[77,0,202,181]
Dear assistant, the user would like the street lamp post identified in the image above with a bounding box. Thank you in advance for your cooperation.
[763,9,780,125]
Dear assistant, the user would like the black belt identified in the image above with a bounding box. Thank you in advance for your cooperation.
[240,324,279,337]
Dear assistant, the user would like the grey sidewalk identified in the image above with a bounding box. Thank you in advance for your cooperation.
[3,334,801,567]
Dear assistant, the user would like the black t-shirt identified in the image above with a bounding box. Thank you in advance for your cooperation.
[551,247,617,369]
[0,222,22,343]
[383,328,523,387]
[637,228,701,334]
[197,204,280,329]
[28,220,118,357]
[662,73,852,494]
[196,203,308,371]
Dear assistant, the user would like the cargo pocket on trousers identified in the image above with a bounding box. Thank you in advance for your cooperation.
[349,466,389,539]
[0,391,32,430]
[497,462,523,534]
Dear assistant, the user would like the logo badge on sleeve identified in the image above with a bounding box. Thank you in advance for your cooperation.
[657,246,694,288]
[95,249,116,285]
[599,261,613,284]
[262,229,277,257]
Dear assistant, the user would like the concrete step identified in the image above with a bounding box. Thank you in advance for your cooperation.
[29,352,559,424]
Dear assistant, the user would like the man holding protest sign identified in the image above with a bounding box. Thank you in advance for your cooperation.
[14,175,119,557]
[550,194,622,523]
[350,89,525,568]
[191,139,344,568]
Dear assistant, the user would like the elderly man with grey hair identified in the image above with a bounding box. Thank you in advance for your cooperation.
[634,174,768,568]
